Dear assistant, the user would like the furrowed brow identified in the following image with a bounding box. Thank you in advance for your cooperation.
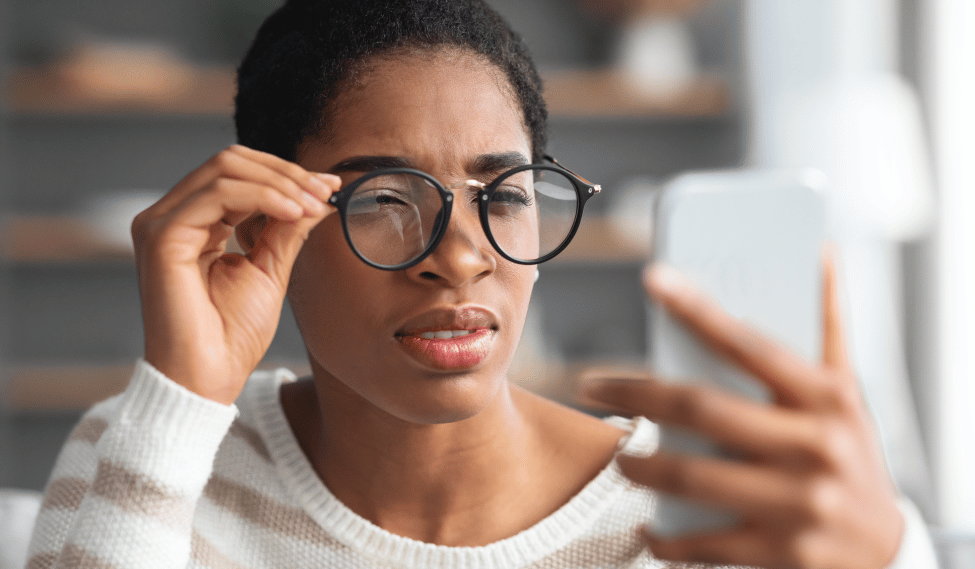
[327,156,415,175]
[469,152,530,177]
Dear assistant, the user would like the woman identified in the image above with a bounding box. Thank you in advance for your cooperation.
[26,1,933,567]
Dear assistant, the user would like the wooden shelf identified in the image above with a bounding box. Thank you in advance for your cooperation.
[3,359,647,412]
[4,65,235,117]
[0,215,133,264]
[4,65,728,120]
[543,69,731,119]
[3,360,312,411]
[552,215,650,265]
[0,214,649,266]
[4,364,133,411]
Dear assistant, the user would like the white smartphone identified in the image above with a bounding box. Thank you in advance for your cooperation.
[648,168,828,538]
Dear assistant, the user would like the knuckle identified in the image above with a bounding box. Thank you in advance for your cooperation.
[799,476,844,525]
[259,185,283,204]
[821,375,861,412]
[813,419,855,467]
[282,162,308,183]
[276,174,303,196]
[130,209,150,243]
[210,148,239,170]
[211,177,236,198]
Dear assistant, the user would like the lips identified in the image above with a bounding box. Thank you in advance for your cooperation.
[394,307,499,370]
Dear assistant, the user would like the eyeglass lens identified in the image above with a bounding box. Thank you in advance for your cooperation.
[344,167,579,267]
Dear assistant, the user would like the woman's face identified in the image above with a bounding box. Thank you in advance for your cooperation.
[289,49,536,425]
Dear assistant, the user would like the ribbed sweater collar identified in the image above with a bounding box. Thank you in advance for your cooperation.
[244,369,655,569]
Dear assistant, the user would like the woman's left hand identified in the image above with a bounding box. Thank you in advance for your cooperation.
[582,253,904,569]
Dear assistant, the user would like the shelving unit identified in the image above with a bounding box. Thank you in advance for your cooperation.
[4,66,729,121]
[4,66,236,117]
[0,1,740,422]
[0,61,718,412]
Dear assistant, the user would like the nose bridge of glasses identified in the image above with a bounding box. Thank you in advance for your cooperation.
[434,178,490,249]
[444,179,487,192]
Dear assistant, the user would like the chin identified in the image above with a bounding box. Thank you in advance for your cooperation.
[377,373,507,425]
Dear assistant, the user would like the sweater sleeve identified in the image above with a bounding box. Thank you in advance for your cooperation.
[24,359,239,569]
[884,498,940,569]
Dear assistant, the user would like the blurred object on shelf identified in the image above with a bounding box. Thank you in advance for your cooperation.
[580,0,707,99]
[607,177,661,253]
[617,13,698,100]
[4,35,235,115]
[3,363,132,410]
[0,215,131,263]
[554,215,650,265]
[2,359,310,411]
[81,190,165,252]
[581,0,707,20]
[56,37,192,103]
[543,69,729,119]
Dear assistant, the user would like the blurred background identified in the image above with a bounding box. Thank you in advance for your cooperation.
[0,0,972,567]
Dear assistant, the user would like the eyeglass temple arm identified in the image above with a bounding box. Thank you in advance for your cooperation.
[543,154,601,193]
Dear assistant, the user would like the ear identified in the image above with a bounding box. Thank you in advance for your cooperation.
[235,214,268,252]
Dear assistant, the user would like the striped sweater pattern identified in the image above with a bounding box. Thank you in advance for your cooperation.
[25,360,667,569]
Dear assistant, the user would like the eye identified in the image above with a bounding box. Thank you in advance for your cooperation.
[490,187,534,207]
[348,190,414,214]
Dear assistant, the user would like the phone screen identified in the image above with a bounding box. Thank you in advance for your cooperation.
[648,168,827,537]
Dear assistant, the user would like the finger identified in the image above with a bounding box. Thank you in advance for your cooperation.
[821,245,850,369]
[585,378,822,463]
[643,526,822,569]
[644,263,826,408]
[617,452,803,522]
[151,146,338,217]
[226,144,341,201]
[169,180,313,232]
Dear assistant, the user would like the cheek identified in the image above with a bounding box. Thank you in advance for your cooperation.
[288,218,384,358]
[497,263,536,346]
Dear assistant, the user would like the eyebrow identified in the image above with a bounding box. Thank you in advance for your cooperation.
[469,152,531,176]
[327,156,414,174]
[326,152,531,177]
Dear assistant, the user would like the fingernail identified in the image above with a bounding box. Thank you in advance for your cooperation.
[644,263,689,297]
[306,174,335,198]
[316,172,340,187]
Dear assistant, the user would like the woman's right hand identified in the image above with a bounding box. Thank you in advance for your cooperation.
[131,145,339,405]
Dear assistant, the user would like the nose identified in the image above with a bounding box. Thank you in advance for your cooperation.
[404,188,495,287]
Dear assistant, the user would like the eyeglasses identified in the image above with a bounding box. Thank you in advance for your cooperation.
[326,155,601,270]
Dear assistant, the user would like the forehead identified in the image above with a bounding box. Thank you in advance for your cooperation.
[299,49,530,173]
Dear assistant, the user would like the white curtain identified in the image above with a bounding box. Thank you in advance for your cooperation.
[924,0,975,533]
[743,0,936,514]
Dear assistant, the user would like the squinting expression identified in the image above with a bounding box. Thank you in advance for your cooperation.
[288,49,537,424]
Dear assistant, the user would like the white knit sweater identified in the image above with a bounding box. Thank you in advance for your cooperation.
[25,360,938,569]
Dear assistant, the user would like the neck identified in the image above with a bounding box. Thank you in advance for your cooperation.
[286,368,548,546]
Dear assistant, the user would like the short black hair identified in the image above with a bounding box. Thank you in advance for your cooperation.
[234,0,548,163]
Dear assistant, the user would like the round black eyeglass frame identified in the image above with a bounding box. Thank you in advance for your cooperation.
[326,155,601,271]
